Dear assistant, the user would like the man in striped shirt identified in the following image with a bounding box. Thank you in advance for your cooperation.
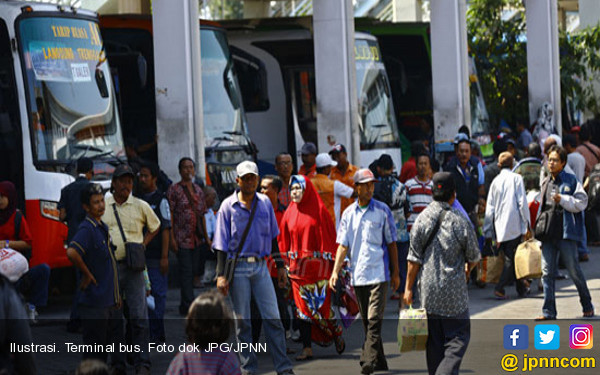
[406,153,434,232]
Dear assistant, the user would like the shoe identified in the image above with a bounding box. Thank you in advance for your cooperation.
[473,280,486,289]
[534,315,556,321]
[579,254,590,262]
[334,336,345,355]
[373,363,389,372]
[583,309,595,318]
[285,330,291,340]
[390,292,401,300]
[494,290,509,300]
[290,329,300,342]
[518,287,531,298]
[136,366,151,375]
[295,348,313,361]
[27,304,38,323]
[278,370,295,375]
[361,363,374,375]
[286,347,295,354]
[555,273,568,280]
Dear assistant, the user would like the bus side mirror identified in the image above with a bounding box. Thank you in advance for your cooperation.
[137,54,147,90]
[95,69,109,98]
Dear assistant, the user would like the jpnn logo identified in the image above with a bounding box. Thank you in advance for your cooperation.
[535,325,560,350]
[503,325,528,350]
[570,325,593,349]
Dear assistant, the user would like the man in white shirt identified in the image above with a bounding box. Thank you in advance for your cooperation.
[483,152,531,299]
[564,134,586,183]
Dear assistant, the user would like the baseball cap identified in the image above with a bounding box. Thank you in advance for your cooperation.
[315,153,337,168]
[570,126,581,133]
[354,168,377,184]
[112,164,135,179]
[329,144,346,154]
[236,160,259,177]
[453,133,470,145]
[300,142,317,155]
[432,172,455,194]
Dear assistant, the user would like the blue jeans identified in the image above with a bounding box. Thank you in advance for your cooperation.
[147,263,167,341]
[577,211,590,256]
[117,263,151,370]
[16,263,50,307]
[541,239,593,319]
[229,260,292,375]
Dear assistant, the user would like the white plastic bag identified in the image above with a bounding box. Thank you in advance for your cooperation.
[0,247,29,282]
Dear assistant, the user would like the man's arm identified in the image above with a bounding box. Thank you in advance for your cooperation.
[59,207,67,222]
[142,228,159,247]
[403,261,421,306]
[329,244,348,290]
[160,227,170,275]
[6,240,31,253]
[66,247,97,289]
[387,241,400,291]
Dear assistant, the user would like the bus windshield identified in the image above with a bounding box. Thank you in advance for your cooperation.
[355,38,400,150]
[18,16,125,173]
[200,28,250,149]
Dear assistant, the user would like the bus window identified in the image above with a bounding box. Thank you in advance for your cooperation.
[231,46,269,112]
[290,68,317,146]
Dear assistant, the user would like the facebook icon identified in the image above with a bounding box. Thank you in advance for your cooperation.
[503,325,529,349]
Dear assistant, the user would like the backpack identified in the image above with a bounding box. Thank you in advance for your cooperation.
[587,169,600,210]
[374,176,395,208]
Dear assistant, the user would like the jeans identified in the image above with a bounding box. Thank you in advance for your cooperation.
[495,236,527,296]
[251,277,290,344]
[177,247,199,311]
[117,263,151,370]
[79,304,125,369]
[426,310,471,375]
[147,263,168,341]
[229,260,292,375]
[16,263,50,307]
[577,211,590,256]
[354,282,388,370]
[397,241,409,293]
[541,239,593,319]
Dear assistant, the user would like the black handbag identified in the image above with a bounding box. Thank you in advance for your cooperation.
[535,207,562,242]
[223,196,258,284]
[113,204,146,271]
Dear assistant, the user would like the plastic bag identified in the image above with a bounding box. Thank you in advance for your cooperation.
[0,247,29,282]
[397,306,428,352]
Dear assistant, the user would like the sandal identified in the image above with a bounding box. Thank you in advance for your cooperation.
[583,310,595,318]
[494,291,509,300]
[534,315,556,321]
[334,336,345,355]
[295,349,313,361]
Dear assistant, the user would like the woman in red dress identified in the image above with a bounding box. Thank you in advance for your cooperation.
[278,175,344,360]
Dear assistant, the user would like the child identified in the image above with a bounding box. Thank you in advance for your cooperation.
[166,290,240,375]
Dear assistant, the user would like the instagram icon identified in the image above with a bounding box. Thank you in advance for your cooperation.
[569,325,593,349]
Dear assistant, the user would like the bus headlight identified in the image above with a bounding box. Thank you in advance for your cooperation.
[40,200,61,221]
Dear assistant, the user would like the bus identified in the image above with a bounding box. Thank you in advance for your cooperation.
[0,2,126,269]
[223,18,402,172]
[99,15,255,200]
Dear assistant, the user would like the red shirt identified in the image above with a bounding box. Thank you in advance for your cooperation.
[0,211,33,246]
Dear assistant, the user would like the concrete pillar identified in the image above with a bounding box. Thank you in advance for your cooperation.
[312,0,360,165]
[430,0,470,146]
[393,0,422,22]
[152,0,205,182]
[243,0,271,18]
[525,0,561,135]
[580,0,600,28]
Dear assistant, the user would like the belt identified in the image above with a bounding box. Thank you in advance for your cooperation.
[236,256,263,263]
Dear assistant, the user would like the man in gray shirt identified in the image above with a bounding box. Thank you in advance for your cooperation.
[404,172,480,375]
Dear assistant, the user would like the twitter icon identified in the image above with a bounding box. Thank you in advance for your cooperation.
[535,325,560,350]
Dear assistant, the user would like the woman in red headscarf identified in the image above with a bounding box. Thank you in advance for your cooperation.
[279,175,344,360]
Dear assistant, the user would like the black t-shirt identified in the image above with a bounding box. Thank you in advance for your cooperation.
[138,190,171,260]
[58,177,91,242]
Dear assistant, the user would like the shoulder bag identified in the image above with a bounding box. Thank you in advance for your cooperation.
[223,196,258,284]
[113,204,146,271]
[534,184,562,243]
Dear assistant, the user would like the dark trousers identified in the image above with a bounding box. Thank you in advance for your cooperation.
[495,236,527,296]
[426,310,471,375]
[16,263,50,307]
[354,282,388,370]
[79,304,125,370]
[147,263,168,341]
[177,247,199,311]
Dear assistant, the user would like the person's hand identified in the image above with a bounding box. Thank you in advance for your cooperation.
[277,268,288,289]
[146,289,151,297]
[478,198,486,212]
[329,272,339,291]
[217,276,229,296]
[403,289,413,307]
[390,272,400,292]
[171,238,179,253]
[523,228,533,242]
[80,273,97,290]
[160,257,169,275]
[553,194,561,204]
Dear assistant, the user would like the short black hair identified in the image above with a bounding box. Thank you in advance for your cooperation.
[186,290,232,350]
[275,152,292,164]
[493,138,508,157]
[528,142,542,159]
[580,123,591,142]
[563,134,577,149]
[456,139,471,149]
[547,145,568,163]
[458,125,470,138]
[77,157,93,174]
[411,141,426,157]
[416,152,431,165]
[262,174,282,193]
[178,157,195,171]
[80,183,103,206]
[140,161,160,178]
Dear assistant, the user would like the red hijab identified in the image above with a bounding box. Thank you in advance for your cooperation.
[0,181,17,226]
[279,176,337,281]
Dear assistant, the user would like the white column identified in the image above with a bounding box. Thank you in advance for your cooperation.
[243,0,271,18]
[430,0,470,146]
[525,0,561,135]
[152,0,205,182]
[393,0,422,22]
[579,0,600,28]
[312,0,360,165]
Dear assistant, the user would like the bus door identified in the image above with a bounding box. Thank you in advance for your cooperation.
[287,67,317,168]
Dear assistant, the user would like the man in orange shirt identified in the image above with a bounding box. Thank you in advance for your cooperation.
[299,142,317,178]
[329,144,358,215]
[311,153,355,228]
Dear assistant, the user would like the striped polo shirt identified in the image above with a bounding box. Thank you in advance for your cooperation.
[405,177,433,231]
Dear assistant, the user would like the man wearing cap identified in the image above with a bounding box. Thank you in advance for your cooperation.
[404,172,480,375]
[102,164,160,375]
[59,156,93,332]
[484,152,531,300]
[213,161,294,375]
[299,142,317,178]
[329,143,359,213]
[311,153,355,227]
[329,168,400,375]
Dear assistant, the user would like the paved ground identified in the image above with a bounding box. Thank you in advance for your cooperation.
[28,246,600,374]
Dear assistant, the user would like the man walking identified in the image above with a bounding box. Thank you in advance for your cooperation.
[136,161,171,342]
[311,153,354,227]
[330,168,400,375]
[406,153,434,232]
[102,164,160,375]
[214,161,294,375]
[329,143,359,213]
[483,152,531,300]
[299,142,317,178]
[275,152,293,208]
[167,157,209,315]
[404,172,480,375]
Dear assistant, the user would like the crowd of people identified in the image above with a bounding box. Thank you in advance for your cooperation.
[1,117,600,374]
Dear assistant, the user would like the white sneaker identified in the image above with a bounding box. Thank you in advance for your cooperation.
[290,329,300,342]
[285,330,291,340]
[27,303,38,323]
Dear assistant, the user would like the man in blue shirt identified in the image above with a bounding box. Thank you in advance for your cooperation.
[330,168,400,375]
[66,183,125,374]
[213,161,294,375]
